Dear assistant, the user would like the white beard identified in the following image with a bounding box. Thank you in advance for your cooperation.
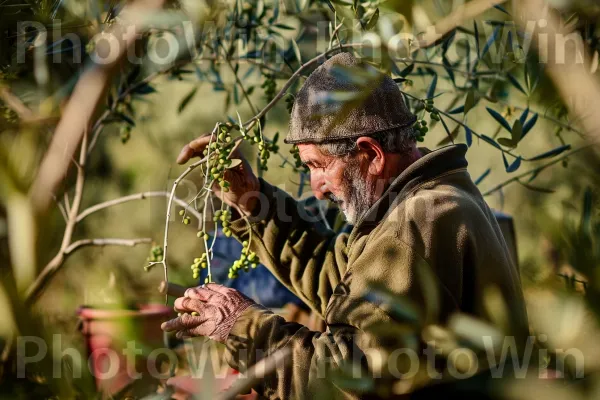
[339,161,377,225]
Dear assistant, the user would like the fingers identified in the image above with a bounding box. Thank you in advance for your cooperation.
[174,296,209,313]
[161,311,208,332]
[184,286,221,302]
[176,144,195,165]
[203,283,233,296]
[176,134,215,165]
[188,135,216,151]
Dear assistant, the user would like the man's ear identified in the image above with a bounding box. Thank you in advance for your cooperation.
[356,136,385,176]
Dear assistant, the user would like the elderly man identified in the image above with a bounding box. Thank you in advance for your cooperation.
[162,53,529,398]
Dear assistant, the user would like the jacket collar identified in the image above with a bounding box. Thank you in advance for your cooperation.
[349,144,469,242]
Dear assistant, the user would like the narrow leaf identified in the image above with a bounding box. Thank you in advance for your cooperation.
[507,73,527,95]
[178,87,198,113]
[493,4,510,15]
[474,21,480,58]
[522,113,538,137]
[399,64,415,77]
[427,74,438,99]
[465,126,473,147]
[439,115,453,144]
[486,107,512,133]
[475,168,491,185]
[511,119,523,143]
[518,180,555,194]
[366,8,379,30]
[481,26,501,59]
[448,105,465,114]
[481,134,502,150]
[519,108,530,126]
[291,38,302,64]
[581,188,593,234]
[528,144,571,161]
[497,137,517,148]
[115,112,135,126]
[507,156,521,173]
[464,90,475,115]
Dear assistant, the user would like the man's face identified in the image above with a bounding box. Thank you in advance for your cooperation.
[297,143,377,225]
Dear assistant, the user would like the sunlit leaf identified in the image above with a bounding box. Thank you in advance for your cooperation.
[474,21,481,58]
[497,137,516,148]
[464,90,475,115]
[365,8,379,30]
[291,38,302,64]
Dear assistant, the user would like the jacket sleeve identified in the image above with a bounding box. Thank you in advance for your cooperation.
[228,179,349,317]
[224,229,441,400]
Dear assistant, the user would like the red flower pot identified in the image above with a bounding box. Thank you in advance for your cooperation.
[78,304,174,395]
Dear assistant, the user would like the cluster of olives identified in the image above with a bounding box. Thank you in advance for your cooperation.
[228,241,259,279]
[190,253,208,280]
[261,74,277,102]
[178,209,192,225]
[290,145,308,173]
[213,209,233,237]
[413,119,428,142]
[143,245,163,271]
[256,133,279,171]
[424,98,441,122]
[203,126,236,190]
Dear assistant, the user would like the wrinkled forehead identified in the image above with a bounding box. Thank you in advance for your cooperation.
[297,143,330,164]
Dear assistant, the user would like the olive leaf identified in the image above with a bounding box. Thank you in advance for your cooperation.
[226,159,243,169]
[178,86,198,114]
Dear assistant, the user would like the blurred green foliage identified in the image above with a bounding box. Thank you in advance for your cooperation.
[1,0,600,398]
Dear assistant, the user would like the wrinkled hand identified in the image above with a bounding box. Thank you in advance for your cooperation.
[161,283,256,343]
[176,134,260,216]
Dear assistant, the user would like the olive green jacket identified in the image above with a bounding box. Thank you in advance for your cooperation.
[225,144,529,399]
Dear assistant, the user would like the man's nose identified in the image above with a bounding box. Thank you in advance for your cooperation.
[310,173,328,200]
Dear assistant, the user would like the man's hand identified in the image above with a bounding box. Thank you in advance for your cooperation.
[161,283,257,343]
[177,135,260,216]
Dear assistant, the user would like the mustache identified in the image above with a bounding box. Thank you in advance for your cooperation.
[325,193,342,205]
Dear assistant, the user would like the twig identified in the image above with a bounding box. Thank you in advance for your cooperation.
[481,145,595,197]
[215,347,292,400]
[76,191,203,224]
[64,238,152,254]
[25,130,88,304]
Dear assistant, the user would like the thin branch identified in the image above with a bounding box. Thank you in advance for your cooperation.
[76,191,203,224]
[0,87,35,120]
[481,145,595,197]
[25,130,88,304]
[64,238,152,255]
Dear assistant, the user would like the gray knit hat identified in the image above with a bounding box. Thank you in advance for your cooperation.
[285,52,417,144]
